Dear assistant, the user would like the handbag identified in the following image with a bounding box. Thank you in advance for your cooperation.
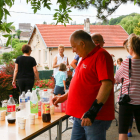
[118,58,131,105]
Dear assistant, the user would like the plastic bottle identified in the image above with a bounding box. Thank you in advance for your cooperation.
[26,89,32,117]
[38,99,42,117]
[41,89,51,122]
[26,89,31,101]
[30,88,38,118]
[36,86,41,101]
[20,91,28,118]
[7,95,16,124]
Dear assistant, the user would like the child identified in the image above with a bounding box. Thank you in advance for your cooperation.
[54,63,66,96]
[116,58,123,72]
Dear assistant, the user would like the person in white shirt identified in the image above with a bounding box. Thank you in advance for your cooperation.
[53,45,69,79]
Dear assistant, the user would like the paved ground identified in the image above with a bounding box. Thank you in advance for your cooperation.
[33,91,140,140]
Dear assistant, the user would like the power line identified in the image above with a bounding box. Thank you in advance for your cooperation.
[9,11,96,17]
[9,11,127,17]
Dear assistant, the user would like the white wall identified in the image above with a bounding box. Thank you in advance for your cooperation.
[105,47,129,63]
[29,30,48,70]
[20,36,30,41]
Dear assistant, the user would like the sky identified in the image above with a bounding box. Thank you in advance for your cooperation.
[7,0,140,29]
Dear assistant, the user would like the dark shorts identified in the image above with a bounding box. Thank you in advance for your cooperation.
[54,85,65,95]
[119,104,140,134]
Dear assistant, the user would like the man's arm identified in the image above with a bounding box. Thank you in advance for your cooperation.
[52,92,68,107]
[70,59,78,69]
[96,80,113,104]
[52,56,59,68]
[67,58,69,66]
[81,79,113,126]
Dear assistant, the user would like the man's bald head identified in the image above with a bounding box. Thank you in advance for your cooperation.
[70,30,95,58]
[91,33,105,47]
[70,30,92,43]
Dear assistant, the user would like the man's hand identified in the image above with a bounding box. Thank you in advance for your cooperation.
[81,114,92,127]
[52,95,67,107]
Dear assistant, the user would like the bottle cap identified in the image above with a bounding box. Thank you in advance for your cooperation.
[9,95,12,97]
[43,89,47,91]
[28,89,30,92]
[36,86,39,88]
[32,88,35,90]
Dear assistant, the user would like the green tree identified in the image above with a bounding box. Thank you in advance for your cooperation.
[134,22,140,35]
[118,13,140,34]
[2,52,12,63]
[16,29,22,39]
[43,21,47,24]
[11,43,25,59]
[12,38,20,48]
[109,15,127,25]
[10,25,15,30]
[0,55,4,65]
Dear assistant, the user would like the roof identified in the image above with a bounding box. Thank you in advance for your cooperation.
[19,23,31,31]
[29,24,128,48]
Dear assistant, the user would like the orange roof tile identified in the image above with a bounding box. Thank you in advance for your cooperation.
[35,24,128,48]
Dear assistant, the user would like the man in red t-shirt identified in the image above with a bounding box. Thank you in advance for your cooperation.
[52,30,114,140]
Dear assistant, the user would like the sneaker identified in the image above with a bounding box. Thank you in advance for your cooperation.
[127,132,132,137]
[69,117,74,124]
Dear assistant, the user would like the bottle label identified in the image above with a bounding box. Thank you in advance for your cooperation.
[30,101,38,113]
[7,105,16,112]
[38,101,42,111]
[42,103,50,114]
[41,97,49,102]
[20,98,27,103]
[38,101,42,116]
[27,96,30,100]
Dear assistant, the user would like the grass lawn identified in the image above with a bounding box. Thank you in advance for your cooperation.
[0,104,19,111]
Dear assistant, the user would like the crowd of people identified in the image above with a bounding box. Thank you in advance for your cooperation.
[12,30,140,140]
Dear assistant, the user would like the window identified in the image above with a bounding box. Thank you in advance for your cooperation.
[39,50,41,64]
[45,51,47,62]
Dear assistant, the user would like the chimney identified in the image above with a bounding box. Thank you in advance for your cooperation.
[84,18,90,33]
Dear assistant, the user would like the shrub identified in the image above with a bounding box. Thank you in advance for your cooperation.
[2,52,13,63]
[0,62,20,103]
[12,38,20,48]
[11,43,24,59]
[0,55,4,65]
[34,77,55,89]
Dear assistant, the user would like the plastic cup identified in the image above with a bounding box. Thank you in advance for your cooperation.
[2,110,6,116]
[30,114,35,124]
[17,117,23,127]
[0,111,5,121]
[20,119,26,129]
[50,105,55,115]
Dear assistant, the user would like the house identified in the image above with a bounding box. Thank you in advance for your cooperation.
[19,23,33,41]
[28,19,129,70]
[19,23,31,32]
[0,29,16,54]
[0,46,13,55]
[20,31,31,41]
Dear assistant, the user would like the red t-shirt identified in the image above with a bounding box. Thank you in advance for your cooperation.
[66,45,115,120]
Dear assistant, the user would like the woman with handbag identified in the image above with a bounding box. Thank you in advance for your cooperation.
[115,35,140,140]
